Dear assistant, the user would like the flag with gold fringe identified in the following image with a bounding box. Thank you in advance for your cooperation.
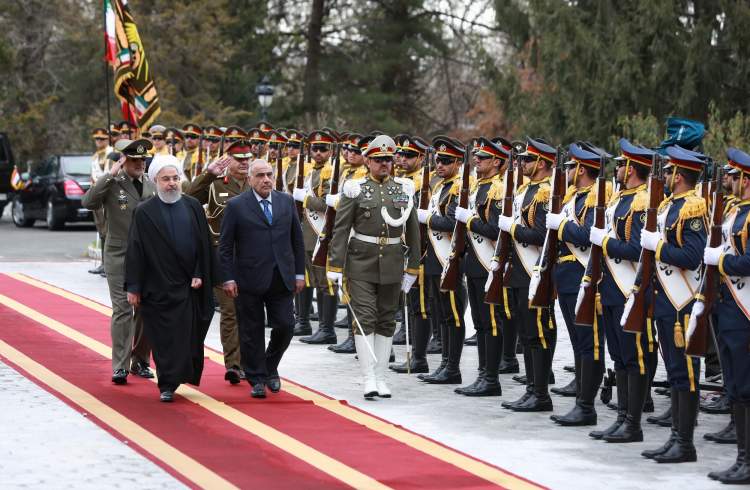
[104,0,160,130]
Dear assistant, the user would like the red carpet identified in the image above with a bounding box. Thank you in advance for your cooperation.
[0,273,544,489]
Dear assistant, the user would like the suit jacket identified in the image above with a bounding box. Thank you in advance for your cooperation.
[219,190,305,294]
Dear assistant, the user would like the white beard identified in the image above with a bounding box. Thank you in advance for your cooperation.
[157,188,182,204]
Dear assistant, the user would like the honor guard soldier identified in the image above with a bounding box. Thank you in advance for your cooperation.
[587,139,655,442]
[117,121,134,140]
[547,143,611,424]
[283,130,305,193]
[248,128,269,158]
[327,134,420,398]
[88,128,113,276]
[267,129,288,186]
[453,137,510,396]
[416,136,469,385]
[149,125,169,155]
[203,126,223,161]
[638,145,707,461]
[81,139,155,385]
[292,131,339,344]
[494,137,557,412]
[187,141,252,384]
[181,123,203,180]
[164,128,184,158]
[703,147,750,484]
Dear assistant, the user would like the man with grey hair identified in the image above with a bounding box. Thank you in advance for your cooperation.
[125,155,218,402]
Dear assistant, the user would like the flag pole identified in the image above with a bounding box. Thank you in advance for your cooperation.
[103,0,112,146]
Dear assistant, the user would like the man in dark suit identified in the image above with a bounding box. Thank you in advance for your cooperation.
[219,158,306,398]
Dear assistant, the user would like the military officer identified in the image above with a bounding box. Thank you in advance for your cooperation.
[283,129,305,194]
[327,134,420,398]
[416,136,468,385]
[546,143,610,425]
[702,147,750,484]
[117,121,134,140]
[187,141,252,384]
[494,137,557,412]
[149,125,169,155]
[639,145,707,461]
[203,126,224,161]
[88,128,113,276]
[267,130,288,189]
[292,131,339,344]
[181,123,203,181]
[248,128,269,159]
[453,137,510,396]
[81,139,155,385]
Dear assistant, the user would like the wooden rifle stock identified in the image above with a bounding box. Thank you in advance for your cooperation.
[275,152,284,191]
[485,149,516,304]
[622,155,663,333]
[295,146,307,219]
[440,150,471,291]
[686,165,724,356]
[219,134,226,157]
[575,157,607,325]
[419,149,433,258]
[195,133,205,178]
[529,149,565,307]
[312,143,342,267]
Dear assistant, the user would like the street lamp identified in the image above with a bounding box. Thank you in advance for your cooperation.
[255,75,274,121]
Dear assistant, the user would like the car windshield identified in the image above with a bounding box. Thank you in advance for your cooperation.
[61,155,91,176]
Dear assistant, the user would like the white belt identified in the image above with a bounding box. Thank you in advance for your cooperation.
[353,232,401,246]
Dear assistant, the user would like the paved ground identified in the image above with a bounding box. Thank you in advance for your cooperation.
[0,211,738,489]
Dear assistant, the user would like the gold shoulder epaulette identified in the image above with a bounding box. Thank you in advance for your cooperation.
[563,185,577,205]
[583,181,614,208]
[532,185,551,205]
[488,177,504,201]
[679,193,708,220]
[631,190,649,212]
[320,164,333,181]
[449,180,461,196]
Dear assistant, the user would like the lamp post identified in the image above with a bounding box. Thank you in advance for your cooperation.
[255,75,274,122]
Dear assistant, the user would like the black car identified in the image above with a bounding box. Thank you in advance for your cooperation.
[11,154,94,230]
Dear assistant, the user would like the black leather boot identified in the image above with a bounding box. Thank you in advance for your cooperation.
[702,392,732,414]
[425,321,463,384]
[456,331,485,394]
[425,317,443,354]
[512,348,532,384]
[330,331,356,353]
[300,293,338,344]
[647,403,673,426]
[552,355,579,397]
[710,403,747,481]
[419,320,449,381]
[554,358,601,426]
[604,372,646,443]
[643,388,679,459]
[704,406,737,444]
[503,346,534,409]
[511,347,553,412]
[464,331,502,397]
[292,287,313,336]
[391,314,430,373]
[392,315,407,345]
[464,332,478,346]
[654,390,698,463]
[590,370,627,439]
[498,357,520,374]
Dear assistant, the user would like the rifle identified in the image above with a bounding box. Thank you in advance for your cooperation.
[219,133,226,157]
[440,149,471,291]
[621,154,663,333]
[295,145,307,219]
[194,133,205,179]
[686,164,723,356]
[275,151,284,191]
[575,155,607,325]
[419,148,433,258]
[529,148,565,307]
[312,143,342,267]
[485,148,516,304]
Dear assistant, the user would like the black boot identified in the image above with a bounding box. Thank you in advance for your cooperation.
[647,403,673,426]
[425,321,463,384]
[292,287,313,336]
[643,388,680,459]
[464,331,502,397]
[604,372,646,443]
[330,331,356,353]
[392,319,407,345]
[590,370,627,439]
[464,332,478,346]
[300,294,338,344]
[552,355,579,397]
[710,403,747,481]
[704,407,737,444]
[554,358,601,426]
[511,347,553,412]
[654,390,698,463]
[425,315,443,354]
[512,348,532,384]
[702,392,732,414]
[419,319,449,381]
[499,315,519,373]
[498,358,520,374]
[456,331,485,394]
[503,345,534,409]
[392,314,430,374]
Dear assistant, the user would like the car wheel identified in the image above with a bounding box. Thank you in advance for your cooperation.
[46,199,65,230]
[11,195,35,228]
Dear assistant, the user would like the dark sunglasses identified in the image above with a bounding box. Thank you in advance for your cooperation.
[436,156,456,165]
[475,154,493,161]
[94,137,109,141]
[372,156,393,164]
[287,143,301,149]
[401,151,419,159]
[311,145,330,153]
[184,134,199,140]
[204,137,220,143]
[269,143,282,150]
[151,136,164,141]
[349,148,362,155]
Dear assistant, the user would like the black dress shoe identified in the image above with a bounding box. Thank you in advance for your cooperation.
[292,323,313,336]
[552,404,597,426]
[251,383,267,399]
[88,264,105,274]
[225,368,241,385]
[498,359,520,374]
[704,418,737,444]
[131,362,154,379]
[642,430,677,459]
[418,361,446,381]
[512,374,527,385]
[330,335,356,353]
[463,333,477,346]
[111,369,128,385]
[647,405,672,426]
[463,378,502,397]
[510,393,553,412]
[390,358,429,374]
[551,377,577,397]
[160,390,174,402]
[267,376,281,393]
[589,414,625,440]
[423,368,461,384]
[300,328,337,344]
[455,374,483,395]
[502,390,532,409]
[702,393,731,414]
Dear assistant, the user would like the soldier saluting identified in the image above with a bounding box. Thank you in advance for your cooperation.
[326,135,420,398]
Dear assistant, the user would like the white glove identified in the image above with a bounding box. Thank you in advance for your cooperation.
[454,206,472,224]
[686,300,705,343]
[325,193,339,208]
[704,246,723,266]
[589,227,607,247]
[691,300,705,317]
[417,209,431,224]
[292,187,307,203]
[401,273,417,293]
[489,259,500,272]
[498,215,514,232]
[326,271,342,285]
[640,229,661,251]
[545,212,564,230]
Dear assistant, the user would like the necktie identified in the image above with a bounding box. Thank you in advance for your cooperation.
[261,199,272,224]
[133,178,143,197]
